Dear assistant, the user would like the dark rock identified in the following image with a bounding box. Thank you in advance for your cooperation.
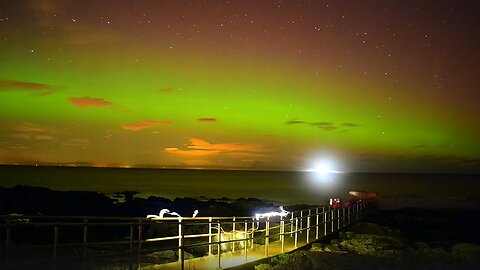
[339,240,354,251]
[352,222,384,235]
[451,243,480,261]
[254,264,273,270]
[310,243,322,251]
[145,250,177,263]
[323,244,342,252]
[414,241,429,252]
[255,263,273,270]
[346,231,356,239]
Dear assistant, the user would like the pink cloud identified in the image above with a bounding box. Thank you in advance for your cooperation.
[157,87,174,93]
[12,122,48,133]
[164,138,268,157]
[34,134,53,141]
[0,79,57,96]
[164,147,219,156]
[9,122,58,141]
[68,97,112,108]
[187,138,265,153]
[122,120,171,131]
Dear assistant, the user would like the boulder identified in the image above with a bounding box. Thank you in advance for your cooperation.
[451,243,480,261]
[310,243,322,251]
[339,240,354,251]
[346,231,356,239]
[323,244,341,252]
[184,251,194,260]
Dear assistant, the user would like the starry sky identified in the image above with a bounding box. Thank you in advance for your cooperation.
[0,0,479,173]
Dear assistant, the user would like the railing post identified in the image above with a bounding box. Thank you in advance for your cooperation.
[5,220,10,264]
[280,216,285,253]
[129,223,134,252]
[208,217,213,256]
[342,208,346,227]
[83,218,88,257]
[360,201,365,218]
[331,208,334,233]
[290,212,294,237]
[306,209,311,243]
[217,221,222,269]
[244,220,248,262]
[315,208,319,240]
[337,208,340,230]
[323,207,327,236]
[348,206,351,224]
[232,217,236,253]
[300,210,303,230]
[265,216,270,257]
[179,219,184,270]
[294,218,298,248]
[137,219,143,251]
[251,218,255,249]
[53,223,59,260]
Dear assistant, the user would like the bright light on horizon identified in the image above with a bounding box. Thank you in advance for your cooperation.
[306,160,343,174]
[306,158,343,184]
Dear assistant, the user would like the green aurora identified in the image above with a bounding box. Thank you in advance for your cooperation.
[0,0,479,172]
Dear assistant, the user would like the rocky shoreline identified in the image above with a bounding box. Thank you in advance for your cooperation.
[253,210,480,270]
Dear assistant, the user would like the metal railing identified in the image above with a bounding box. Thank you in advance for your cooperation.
[0,201,369,269]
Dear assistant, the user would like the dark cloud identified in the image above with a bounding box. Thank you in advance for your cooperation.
[414,144,428,148]
[0,79,57,96]
[342,123,362,128]
[285,120,306,125]
[197,118,217,123]
[309,122,337,131]
[285,119,362,131]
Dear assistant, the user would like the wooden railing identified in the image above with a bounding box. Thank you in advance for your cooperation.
[0,202,369,269]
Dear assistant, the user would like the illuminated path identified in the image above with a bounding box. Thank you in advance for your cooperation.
[143,231,314,270]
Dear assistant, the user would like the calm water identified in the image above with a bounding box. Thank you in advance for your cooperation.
[1,165,479,204]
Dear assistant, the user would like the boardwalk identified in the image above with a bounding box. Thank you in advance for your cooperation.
[145,231,313,270]
[1,202,369,269]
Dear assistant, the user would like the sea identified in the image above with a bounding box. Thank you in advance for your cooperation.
[1,165,479,205]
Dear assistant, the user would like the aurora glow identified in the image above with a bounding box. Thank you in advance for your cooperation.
[0,0,479,172]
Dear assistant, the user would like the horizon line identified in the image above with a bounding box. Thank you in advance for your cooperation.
[1,163,478,175]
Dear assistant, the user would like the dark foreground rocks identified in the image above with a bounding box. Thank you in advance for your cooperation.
[254,222,480,270]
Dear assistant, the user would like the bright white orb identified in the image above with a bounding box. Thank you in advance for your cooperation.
[307,159,342,184]
[314,164,331,176]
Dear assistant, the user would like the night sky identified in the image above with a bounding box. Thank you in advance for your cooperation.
[1,0,479,173]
